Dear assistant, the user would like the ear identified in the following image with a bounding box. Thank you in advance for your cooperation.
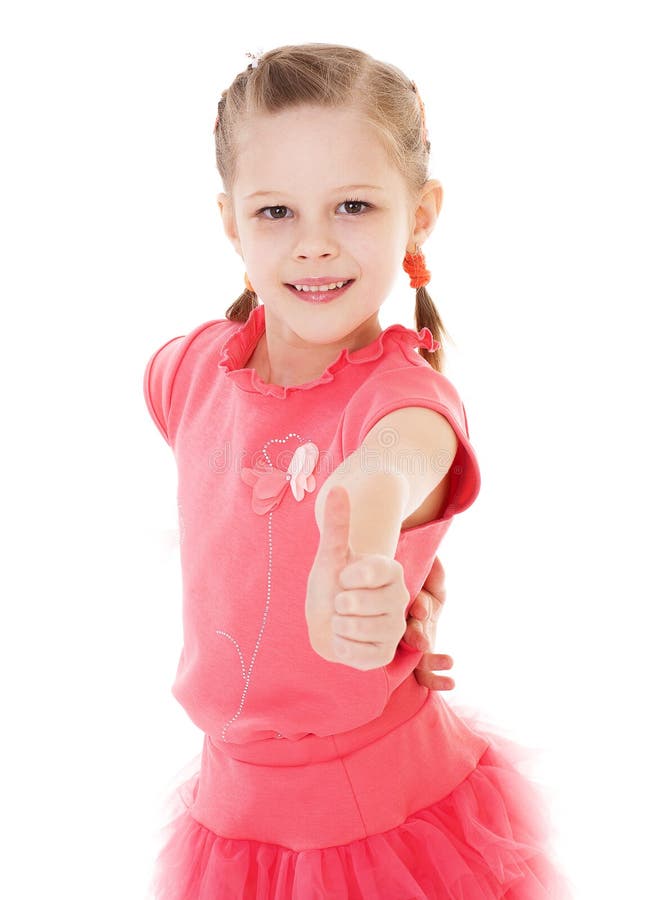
[217,192,243,258]
[407,179,443,252]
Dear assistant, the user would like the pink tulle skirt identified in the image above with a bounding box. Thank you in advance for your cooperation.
[146,682,572,899]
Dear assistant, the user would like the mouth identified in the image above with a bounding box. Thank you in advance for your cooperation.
[285,279,355,303]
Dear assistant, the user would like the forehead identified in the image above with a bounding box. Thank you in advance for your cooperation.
[234,105,402,197]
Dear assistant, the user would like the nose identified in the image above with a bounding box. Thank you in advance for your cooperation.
[292,225,339,261]
[295,248,336,262]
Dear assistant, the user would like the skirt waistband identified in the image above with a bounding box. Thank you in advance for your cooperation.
[207,675,430,767]
[191,680,491,849]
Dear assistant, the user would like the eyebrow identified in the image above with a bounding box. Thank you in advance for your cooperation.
[244,184,384,200]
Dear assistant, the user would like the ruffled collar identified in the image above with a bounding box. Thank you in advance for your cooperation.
[217,303,440,399]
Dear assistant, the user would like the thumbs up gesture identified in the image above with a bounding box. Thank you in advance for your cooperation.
[305,485,409,671]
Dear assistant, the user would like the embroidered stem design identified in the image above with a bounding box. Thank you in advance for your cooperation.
[216,432,319,742]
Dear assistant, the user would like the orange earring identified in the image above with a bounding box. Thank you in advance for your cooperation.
[403,244,431,289]
[244,272,255,294]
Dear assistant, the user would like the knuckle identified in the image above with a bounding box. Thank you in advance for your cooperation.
[336,615,353,637]
[335,591,354,614]
[360,563,374,583]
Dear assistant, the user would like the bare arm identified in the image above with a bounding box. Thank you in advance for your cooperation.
[308,407,459,670]
[314,462,409,556]
[315,403,457,540]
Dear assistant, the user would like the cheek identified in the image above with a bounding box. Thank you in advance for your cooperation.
[347,227,386,260]
[248,227,292,256]
[357,235,401,277]
[240,231,282,265]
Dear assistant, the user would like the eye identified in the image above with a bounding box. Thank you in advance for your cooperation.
[337,198,371,215]
[258,205,292,220]
[256,198,372,220]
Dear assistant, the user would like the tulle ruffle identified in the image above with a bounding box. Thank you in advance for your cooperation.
[145,719,572,899]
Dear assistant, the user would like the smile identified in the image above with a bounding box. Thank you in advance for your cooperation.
[285,280,354,303]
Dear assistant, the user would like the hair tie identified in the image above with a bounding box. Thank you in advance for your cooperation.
[403,245,431,289]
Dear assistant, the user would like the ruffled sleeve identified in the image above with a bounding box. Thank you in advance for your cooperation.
[340,364,481,517]
[144,318,240,446]
[143,334,186,446]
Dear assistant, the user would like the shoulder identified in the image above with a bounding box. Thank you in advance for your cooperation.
[177,316,241,359]
[143,317,236,444]
[339,362,481,518]
[145,317,237,385]
[341,362,470,458]
[360,405,458,469]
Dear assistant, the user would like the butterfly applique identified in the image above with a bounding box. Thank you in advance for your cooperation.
[241,441,319,515]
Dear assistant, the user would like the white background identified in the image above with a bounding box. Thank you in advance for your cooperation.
[1,2,669,898]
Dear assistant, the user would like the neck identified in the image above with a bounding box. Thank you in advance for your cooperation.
[249,310,382,388]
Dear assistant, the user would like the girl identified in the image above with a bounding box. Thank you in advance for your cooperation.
[143,43,571,899]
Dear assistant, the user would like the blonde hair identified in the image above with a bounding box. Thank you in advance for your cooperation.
[214,42,453,372]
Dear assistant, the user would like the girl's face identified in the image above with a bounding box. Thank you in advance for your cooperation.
[219,104,435,353]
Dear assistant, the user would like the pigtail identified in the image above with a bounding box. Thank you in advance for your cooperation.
[405,247,454,374]
[415,287,452,373]
[225,280,259,323]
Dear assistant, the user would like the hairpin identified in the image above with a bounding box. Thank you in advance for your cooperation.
[245,49,264,69]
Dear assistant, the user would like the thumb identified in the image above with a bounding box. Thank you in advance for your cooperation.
[316,484,352,567]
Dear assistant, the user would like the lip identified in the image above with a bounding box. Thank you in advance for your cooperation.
[286,279,354,303]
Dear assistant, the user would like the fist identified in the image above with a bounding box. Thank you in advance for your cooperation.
[306,484,410,671]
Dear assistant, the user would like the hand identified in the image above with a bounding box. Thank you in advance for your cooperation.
[403,555,456,691]
[306,485,410,671]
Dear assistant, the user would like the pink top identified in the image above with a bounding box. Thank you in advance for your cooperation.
[143,303,480,748]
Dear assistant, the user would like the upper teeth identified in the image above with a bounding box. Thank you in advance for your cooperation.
[293,281,347,292]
